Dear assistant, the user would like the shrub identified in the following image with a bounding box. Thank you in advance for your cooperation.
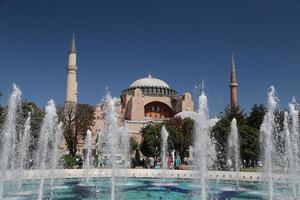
[63,155,76,168]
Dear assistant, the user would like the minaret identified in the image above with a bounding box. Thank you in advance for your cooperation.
[65,33,78,104]
[230,54,238,107]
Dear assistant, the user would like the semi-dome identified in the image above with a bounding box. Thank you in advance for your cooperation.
[175,111,199,121]
[129,74,170,89]
[175,111,220,127]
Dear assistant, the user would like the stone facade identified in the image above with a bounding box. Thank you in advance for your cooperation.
[91,73,194,144]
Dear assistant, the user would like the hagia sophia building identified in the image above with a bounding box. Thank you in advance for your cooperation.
[64,34,238,154]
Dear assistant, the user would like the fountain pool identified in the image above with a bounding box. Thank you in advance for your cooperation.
[1,175,296,200]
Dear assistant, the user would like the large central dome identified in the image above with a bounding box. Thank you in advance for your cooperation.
[129,74,170,89]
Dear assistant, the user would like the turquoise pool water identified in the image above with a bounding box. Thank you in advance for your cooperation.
[2,177,294,199]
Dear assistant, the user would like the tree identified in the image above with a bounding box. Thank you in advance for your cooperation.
[165,117,194,158]
[239,125,259,162]
[0,105,5,133]
[247,104,266,130]
[130,137,139,153]
[140,124,161,157]
[211,105,247,169]
[140,122,183,158]
[59,103,95,157]
[19,101,44,157]
[0,92,5,133]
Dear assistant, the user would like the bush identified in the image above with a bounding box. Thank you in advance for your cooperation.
[63,155,76,168]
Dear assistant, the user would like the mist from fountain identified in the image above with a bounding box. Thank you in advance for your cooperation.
[287,98,300,197]
[49,122,63,191]
[105,93,119,200]
[228,118,240,189]
[283,111,297,198]
[35,99,59,200]
[260,86,278,200]
[0,84,22,199]
[17,113,31,190]
[84,129,93,184]
[161,125,169,181]
[121,123,130,181]
[194,82,216,200]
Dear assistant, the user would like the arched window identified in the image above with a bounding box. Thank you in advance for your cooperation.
[144,101,173,119]
[151,106,155,111]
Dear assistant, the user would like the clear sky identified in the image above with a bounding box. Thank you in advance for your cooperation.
[0,0,300,115]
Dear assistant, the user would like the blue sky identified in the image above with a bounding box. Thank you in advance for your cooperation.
[0,0,300,115]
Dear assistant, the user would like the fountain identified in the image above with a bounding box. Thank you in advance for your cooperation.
[283,111,298,198]
[260,86,278,200]
[2,83,300,199]
[49,121,63,197]
[84,129,93,183]
[35,99,60,200]
[17,113,31,190]
[194,81,216,200]
[120,122,130,181]
[286,98,300,198]
[104,93,120,200]
[228,118,240,189]
[161,125,169,180]
[0,84,22,199]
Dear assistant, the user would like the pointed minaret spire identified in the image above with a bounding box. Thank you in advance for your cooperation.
[65,33,78,104]
[230,53,238,107]
[231,53,236,74]
[69,32,77,54]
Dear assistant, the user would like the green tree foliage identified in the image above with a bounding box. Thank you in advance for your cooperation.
[0,92,5,133]
[0,99,44,159]
[130,137,139,153]
[211,105,247,168]
[21,101,44,156]
[165,117,194,158]
[140,117,194,159]
[239,125,259,161]
[247,104,266,130]
[59,103,95,157]
[140,124,161,157]
[63,154,76,168]
[0,105,5,133]
[212,105,264,169]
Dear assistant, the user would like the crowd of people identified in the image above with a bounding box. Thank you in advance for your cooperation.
[135,156,189,170]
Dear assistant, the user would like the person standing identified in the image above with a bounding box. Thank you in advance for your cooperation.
[175,157,180,170]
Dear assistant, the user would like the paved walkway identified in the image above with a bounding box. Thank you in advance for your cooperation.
[3,169,290,183]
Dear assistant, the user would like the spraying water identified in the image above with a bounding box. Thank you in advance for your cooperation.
[194,82,216,200]
[288,98,300,197]
[49,122,63,191]
[105,93,119,200]
[283,111,298,198]
[121,123,130,181]
[35,100,58,200]
[161,126,169,180]
[260,86,278,200]
[228,118,240,189]
[0,84,22,199]
[84,130,93,184]
[17,113,31,190]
